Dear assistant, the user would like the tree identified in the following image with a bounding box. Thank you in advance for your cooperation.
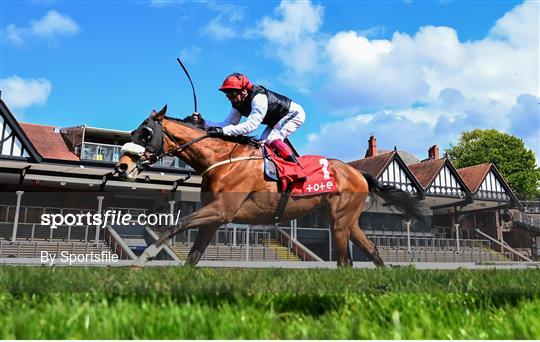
[445,129,540,199]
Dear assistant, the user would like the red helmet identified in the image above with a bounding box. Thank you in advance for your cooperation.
[219,73,253,92]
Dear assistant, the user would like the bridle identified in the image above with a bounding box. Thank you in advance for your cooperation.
[156,129,210,162]
[126,117,212,172]
[124,115,262,176]
[137,131,211,172]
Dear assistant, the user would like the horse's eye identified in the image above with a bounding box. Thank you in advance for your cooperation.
[140,127,154,143]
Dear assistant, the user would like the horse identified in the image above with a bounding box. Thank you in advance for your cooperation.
[115,105,430,268]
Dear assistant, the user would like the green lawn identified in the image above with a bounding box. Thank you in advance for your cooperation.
[0,266,539,339]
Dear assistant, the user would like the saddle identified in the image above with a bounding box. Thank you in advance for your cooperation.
[263,145,336,195]
[262,145,336,222]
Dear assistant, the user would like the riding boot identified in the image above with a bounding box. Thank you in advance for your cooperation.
[266,139,307,182]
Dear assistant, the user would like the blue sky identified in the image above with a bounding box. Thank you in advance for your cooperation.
[2,0,538,163]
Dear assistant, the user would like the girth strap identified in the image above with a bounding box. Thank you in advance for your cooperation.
[273,183,292,223]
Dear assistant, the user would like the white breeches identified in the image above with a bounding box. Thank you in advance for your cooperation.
[260,101,306,142]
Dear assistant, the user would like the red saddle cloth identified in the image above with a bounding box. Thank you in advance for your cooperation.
[266,149,336,197]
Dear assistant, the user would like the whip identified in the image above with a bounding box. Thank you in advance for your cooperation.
[176,58,198,114]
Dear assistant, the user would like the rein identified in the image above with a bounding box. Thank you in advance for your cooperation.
[157,130,210,161]
[200,156,262,177]
[156,127,262,177]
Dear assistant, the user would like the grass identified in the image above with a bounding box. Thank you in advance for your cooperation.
[0,266,539,339]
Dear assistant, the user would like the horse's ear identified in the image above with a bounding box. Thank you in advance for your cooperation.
[151,104,167,121]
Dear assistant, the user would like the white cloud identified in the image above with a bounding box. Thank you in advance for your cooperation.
[508,94,540,164]
[509,94,540,139]
[201,2,245,40]
[257,0,324,76]
[302,93,540,163]
[302,111,435,161]
[202,18,236,40]
[259,0,323,45]
[31,10,79,37]
[3,10,79,46]
[179,45,202,63]
[1,76,52,110]
[255,0,539,164]
[303,88,539,164]
[4,24,24,45]
[357,25,387,38]
[489,0,539,48]
[149,0,175,7]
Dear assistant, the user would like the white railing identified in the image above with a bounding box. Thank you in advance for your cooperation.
[0,223,100,243]
[377,247,513,263]
[275,227,323,261]
[475,229,533,262]
[80,142,192,170]
[0,240,112,258]
[367,234,491,250]
[199,245,281,262]
[520,201,540,214]
[0,205,97,225]
[103,226,136,260]
[513,211,540,231]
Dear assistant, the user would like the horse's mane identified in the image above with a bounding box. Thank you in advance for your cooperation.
[164,115,260,148]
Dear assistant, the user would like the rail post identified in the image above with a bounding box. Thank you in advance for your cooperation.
[455,223,460,253]
[245,226,250,261]
[95,196,105,242]
[406,220,411,252]
[328,228,332,261]
[11,190,24,242]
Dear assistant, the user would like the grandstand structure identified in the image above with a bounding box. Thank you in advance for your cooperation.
[1,98,538,264]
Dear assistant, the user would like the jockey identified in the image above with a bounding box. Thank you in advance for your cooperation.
[206,73,307,178]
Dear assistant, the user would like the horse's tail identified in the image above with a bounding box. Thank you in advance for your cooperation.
[362,171,432,227]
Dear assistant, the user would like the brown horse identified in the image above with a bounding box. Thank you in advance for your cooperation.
[115,105,429,268]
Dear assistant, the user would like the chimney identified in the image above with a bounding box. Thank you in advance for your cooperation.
[428,145,439,159]
[365,135,377,158]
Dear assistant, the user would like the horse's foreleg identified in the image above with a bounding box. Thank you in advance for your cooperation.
[133,194,248,267]
[349,225,385,267]
[185,224,220,266]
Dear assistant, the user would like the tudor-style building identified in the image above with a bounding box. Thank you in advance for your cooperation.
[409,146,471,209]
[346,134,536,259]
[347,138,426,232]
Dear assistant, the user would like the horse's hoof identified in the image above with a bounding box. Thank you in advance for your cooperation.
[185,251,202,266]
[131,257,147,269]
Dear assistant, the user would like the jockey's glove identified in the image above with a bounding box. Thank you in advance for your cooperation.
[207,126,224,136]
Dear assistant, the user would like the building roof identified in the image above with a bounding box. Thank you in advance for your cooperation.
[457,163,492,193]
[348,151,394,178]
[408,158,446,188]
[378,149,420,165]
[20,123,79,161]
[0,99,41,161]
